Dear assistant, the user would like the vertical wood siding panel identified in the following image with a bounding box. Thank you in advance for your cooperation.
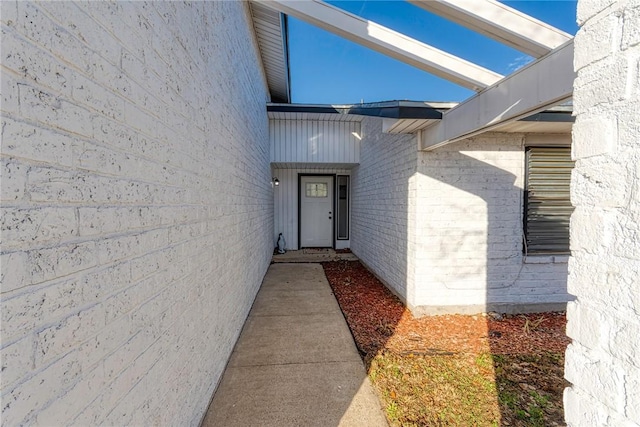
[293,119,298,163]
[283,120,289,162]
[274,120,280,162]
[347,122,352,162]
[308,120,315,163]
[284,121,291,163]
[347,122,353,162]
[323,121,329,163]
[269,119,362,165]
[279,121,285,162]
[324,121,331,162]
[355,123,361,163]
[270,121,274,162]
[344,122,349,162]
[301,120,307,164]
[281,120,286,161]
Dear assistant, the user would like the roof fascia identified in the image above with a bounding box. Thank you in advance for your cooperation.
[520,111,575,123]
[280,12,292,103]
[408,0,571,58]
[267,102,574,123]
[420,39,575,151]
[267,103,444,119]
[255,0,503,91]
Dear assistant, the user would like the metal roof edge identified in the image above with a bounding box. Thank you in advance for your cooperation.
[267,101,446,119]
[267,101,573,122]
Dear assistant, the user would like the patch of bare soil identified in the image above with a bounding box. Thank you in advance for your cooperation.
[323,260,570,427]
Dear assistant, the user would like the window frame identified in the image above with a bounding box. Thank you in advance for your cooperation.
[523,146,574,255]
[336,175,350,240]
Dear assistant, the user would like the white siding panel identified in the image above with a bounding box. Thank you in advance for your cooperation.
[270,120,360,164]
[272,167,351,250]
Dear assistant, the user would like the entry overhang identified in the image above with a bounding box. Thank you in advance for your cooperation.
[420,39,575,151]
[255,0,503,91]
[408,0,571,58]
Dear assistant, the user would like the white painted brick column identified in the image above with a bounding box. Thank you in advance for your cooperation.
[566,0,640,425]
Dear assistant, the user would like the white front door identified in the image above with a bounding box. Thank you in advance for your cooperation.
[300,176,334,247]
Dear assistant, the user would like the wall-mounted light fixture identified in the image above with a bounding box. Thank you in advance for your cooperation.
[272,177,279,187]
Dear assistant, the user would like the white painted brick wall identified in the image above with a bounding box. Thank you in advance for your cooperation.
[413,135,569,314]
[351,117,418,302]
[1,1,273,425]
[352,119,569,315]
[566,0,640,425]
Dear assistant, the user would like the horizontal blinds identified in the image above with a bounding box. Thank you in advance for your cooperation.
[525,147,574,254]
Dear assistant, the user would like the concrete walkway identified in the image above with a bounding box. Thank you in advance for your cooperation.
[201,263,388,427]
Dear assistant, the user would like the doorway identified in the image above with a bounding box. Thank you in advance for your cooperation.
[299,175,334,247]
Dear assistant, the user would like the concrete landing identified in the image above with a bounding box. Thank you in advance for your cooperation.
[272,249,359,263]
[201,263,388,427]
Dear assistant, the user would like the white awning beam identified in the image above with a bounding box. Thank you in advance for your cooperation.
[408,0,571,58]
[255,0,503,91]
[420,40,575,151]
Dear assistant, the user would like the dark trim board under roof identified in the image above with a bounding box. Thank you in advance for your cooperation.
[268,101,453,119]
[267,102,574,123]
[520,111,575,123]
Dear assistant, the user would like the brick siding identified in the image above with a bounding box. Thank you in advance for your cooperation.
[1,2,272,425]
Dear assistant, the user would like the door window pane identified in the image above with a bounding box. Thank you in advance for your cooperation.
[306,183,328,198]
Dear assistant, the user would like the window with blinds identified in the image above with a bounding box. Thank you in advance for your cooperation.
[524,147,575,254]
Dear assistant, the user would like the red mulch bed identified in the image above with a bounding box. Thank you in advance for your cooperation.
[322,260,570,359]
[322,260,571,426]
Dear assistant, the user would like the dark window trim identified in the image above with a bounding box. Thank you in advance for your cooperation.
[523,146,574,255]
[336,175,350,240]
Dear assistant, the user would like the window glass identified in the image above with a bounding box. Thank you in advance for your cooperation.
[306,183,328,198]
[337,176,349,240]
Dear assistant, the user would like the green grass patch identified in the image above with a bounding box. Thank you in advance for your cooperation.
[367,351,567,426]
[369,351,501,426]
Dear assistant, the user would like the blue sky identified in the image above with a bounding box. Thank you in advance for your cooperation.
[288,0,579,104]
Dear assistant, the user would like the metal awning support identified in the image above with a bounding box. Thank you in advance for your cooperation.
[408,0,571,58]
[420,40,575,151]
[255,0,503,91]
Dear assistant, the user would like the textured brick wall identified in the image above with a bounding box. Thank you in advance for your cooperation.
[414,134,569,315]
[352,121,569,315]
[1,2,272,425]
[351,117,418,302]
[565,0,640,424]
